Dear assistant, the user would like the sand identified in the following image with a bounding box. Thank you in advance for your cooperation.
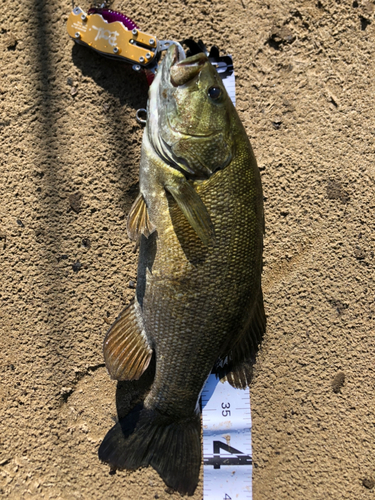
[0,0,374,498]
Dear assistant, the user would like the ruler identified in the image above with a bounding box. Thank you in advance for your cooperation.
[211,55,236,107]
[201,61,252,500]
[201,375,253,500]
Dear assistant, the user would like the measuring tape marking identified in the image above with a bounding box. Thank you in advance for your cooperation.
[202,373,253,500]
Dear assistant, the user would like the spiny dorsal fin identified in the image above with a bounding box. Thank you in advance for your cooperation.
[127,193,156,241]
[165,179,215,247]
[104,302,152,381]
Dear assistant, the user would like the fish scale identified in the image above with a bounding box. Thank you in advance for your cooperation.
[142,146,262,418]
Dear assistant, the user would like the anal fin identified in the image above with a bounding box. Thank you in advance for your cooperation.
[104,301,152,381]
[127,193,155,242]
[215,289,266,389]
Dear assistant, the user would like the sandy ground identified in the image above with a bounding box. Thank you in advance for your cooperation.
[1,0,374,498]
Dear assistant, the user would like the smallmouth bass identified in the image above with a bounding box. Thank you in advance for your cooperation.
[99,44,265,495]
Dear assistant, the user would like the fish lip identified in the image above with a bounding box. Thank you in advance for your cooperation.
[172,51,208,68]
[160,44,184,88]
[165,43,185,70]
[170,51,208,87]
[171,43,181,65]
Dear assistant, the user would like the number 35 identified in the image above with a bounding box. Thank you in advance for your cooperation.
[221,402,231,417]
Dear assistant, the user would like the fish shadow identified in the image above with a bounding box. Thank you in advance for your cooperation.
[136,231,158,308]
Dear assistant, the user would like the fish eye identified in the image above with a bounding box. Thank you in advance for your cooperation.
[208,86,222,100]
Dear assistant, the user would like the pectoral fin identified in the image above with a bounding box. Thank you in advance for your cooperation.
[165,179,215,246]
[127,193,155,241]
[104,302,152,381]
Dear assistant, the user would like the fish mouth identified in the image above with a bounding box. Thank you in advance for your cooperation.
[160,46,214,140]
[168,46,208,87]
[170,43,183,66]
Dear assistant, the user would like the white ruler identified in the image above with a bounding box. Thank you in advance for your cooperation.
[212,55,236,107]
[201,59,253,500]
[222,66,236,107]
[202,375,253,500]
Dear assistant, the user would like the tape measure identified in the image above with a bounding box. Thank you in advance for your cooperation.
[202,375,253,500]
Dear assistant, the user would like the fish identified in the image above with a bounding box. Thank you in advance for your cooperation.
[98,43,265,495]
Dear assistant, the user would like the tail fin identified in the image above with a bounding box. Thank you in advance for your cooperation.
[98,404,201,495]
